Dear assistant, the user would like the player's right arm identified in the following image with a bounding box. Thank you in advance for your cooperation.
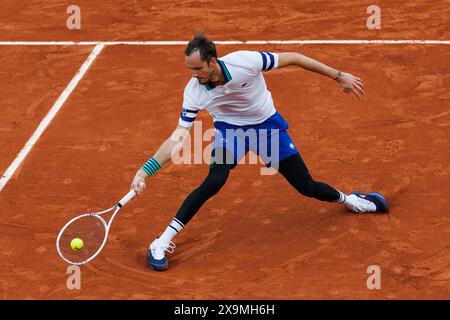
[131,79,201,195]
[131,124,191,195]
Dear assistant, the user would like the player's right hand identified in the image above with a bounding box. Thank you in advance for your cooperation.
[131,169,147,195]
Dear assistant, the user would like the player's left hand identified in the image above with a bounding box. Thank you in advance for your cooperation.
[336,72,364,99]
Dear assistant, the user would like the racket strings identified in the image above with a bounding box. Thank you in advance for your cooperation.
[58,215,106,264]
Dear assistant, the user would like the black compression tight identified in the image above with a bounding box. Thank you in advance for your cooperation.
[175,151,340,225]
[175,149,235,225]
[277,153,340,202]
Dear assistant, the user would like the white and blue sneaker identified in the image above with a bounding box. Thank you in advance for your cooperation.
[345,192,389,213]
[147,238,175,271]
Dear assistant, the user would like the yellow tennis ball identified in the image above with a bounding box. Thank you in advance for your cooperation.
[70,238,84,251]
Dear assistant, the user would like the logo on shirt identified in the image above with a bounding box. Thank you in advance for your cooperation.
[289,143,295,150]
[241,82,248,87]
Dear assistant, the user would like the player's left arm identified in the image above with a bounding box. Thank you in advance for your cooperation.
[277,52,364,99]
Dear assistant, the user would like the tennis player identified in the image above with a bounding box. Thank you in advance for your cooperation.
[131,32,389,271]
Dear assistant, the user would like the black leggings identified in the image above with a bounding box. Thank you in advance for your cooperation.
[175,149,340,225]
[277,153,340,202]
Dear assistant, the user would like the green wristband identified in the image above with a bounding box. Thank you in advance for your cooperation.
[142,157,161,176]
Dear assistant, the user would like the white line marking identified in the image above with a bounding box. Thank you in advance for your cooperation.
[0,40,449,46]
[0,44,105,192]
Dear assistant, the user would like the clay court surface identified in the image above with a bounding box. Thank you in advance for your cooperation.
[0,1,449,299]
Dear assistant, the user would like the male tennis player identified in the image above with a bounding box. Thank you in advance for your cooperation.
[131,32,389,271]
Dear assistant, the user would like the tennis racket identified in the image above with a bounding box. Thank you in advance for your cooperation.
[56,189,136,265]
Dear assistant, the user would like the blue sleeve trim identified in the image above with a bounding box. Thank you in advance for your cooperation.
[259,51,267,71]
[266,52,275,71]
[180,115,196,122]
[182,108,199,114]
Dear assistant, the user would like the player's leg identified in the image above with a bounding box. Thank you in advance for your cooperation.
[172,148,236,226]
[277,151,388,213]
[256,121,341,202]
[259,118,388,213]
[147,148,236,271]
[253,112,388,213]
[148,123,247,271]
[277,152,342,202]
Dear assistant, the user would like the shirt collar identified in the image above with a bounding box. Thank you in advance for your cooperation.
[204,59,232,90]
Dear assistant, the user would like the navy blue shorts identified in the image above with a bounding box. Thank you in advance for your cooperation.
[212,111,299,166]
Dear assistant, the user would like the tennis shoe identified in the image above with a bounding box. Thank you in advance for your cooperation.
[147,238,175,271]
[344,192,376,213]
[344,192,389,213]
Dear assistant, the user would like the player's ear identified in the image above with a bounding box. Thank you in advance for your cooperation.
[208,57,217,66]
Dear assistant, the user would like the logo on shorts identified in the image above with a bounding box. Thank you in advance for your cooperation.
[289,143,295,150]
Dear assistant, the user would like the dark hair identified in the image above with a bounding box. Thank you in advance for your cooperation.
[185,31,217,62]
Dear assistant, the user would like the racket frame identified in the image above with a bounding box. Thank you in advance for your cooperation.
[56,190,136,265]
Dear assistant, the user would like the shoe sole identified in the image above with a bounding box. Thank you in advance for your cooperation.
[147,251,168,271]
[149,264,168,271]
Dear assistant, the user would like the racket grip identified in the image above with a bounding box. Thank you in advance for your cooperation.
[117,189,136,207]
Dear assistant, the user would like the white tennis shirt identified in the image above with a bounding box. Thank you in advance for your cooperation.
[179,50,279,127]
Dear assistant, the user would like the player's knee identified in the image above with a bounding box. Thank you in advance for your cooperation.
[205,173,228,191]
[200,167,229,195]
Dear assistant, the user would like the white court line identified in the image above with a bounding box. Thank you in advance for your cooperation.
[0,40,449,45]
[0,44,105,192]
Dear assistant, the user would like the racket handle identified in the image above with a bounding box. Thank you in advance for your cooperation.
[117,189,136,207]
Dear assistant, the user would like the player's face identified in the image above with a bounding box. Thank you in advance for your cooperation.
[185,51,214,84]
